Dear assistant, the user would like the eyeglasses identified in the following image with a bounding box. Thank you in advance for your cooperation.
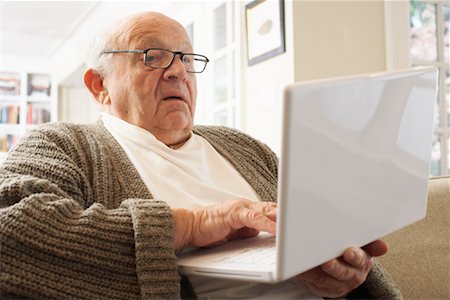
[101,48,209,73]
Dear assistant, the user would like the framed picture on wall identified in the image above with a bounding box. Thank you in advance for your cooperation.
[245,0,285,66]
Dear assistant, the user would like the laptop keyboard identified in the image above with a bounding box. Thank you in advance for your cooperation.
[214,237,276,265]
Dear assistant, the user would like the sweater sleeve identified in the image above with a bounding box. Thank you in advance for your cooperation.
[0,126,180,299]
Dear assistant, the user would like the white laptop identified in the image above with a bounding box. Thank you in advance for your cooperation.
[177,66,438,283]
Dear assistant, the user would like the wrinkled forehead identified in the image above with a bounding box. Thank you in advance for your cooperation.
[135,31,193,52]
[107,12,192,51]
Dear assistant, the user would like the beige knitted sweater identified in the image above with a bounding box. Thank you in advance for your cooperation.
[0,122,402,299]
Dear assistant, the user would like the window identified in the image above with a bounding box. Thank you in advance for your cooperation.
[177,2,239,128]
[409,0,449,176]
[185,23,194,48]
[204,1,240,128]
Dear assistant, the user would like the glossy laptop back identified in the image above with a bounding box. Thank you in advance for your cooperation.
[178,67,438,283]
[277,66,438,280]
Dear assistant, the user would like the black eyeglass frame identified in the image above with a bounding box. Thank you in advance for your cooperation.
[101,48,209,73]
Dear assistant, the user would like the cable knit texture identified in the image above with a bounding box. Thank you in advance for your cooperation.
[0,121,401,299]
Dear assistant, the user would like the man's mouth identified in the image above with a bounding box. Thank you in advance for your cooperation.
[164,96,183,100]
[161,88,188,102]
[163,94,188,103]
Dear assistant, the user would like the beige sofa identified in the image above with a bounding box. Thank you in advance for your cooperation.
[378,176,450,299]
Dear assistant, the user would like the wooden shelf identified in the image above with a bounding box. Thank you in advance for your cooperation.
[0,71,56,157]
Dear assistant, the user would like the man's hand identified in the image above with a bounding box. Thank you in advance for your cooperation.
[297,240,388,298]
[172,198,277,250]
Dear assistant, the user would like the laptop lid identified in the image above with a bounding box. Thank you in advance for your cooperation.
[178,67,438,283]
[277,66,438,280]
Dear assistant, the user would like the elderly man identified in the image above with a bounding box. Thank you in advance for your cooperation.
[0,12,401,299]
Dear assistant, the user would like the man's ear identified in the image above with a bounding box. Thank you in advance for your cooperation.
[84,69,110,104]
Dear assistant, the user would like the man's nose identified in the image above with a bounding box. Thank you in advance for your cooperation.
[163,55,187,80]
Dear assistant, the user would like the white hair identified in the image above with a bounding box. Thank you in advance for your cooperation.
[84,12,186,76]
[85,28,114,77]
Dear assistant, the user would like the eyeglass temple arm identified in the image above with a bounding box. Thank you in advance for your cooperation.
[101,50,146,54]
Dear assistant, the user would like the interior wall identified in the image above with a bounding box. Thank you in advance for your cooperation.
[53,1,196,126]
[292,0,387,81]
[240,0,387,154]
[51,1,173,85]
[58,86,100,123]
[240,0,295,155]
[51,0,388,155]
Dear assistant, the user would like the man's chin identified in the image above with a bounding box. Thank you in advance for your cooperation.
[163,117,193,132]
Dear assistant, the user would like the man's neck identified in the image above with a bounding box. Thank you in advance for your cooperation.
[152,128,192,150]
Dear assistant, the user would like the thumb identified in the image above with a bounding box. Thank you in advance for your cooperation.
[362,239,389,257]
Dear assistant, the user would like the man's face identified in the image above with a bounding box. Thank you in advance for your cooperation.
[102,15,197,138]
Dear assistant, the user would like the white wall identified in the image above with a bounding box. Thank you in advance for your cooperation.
[240,0,295,154]
[239,0,388,154]
[26,0,389,154]
[58,86,100,123]
[53,1,195,124]
[51,1,173,84]
[292,0,387,81]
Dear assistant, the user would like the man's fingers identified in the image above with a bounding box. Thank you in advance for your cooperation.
[298,243,381,298]
[226,200,277,235]
[297,267,354,298]
[229,227,260,240]
[238,207,276,234]
[362,239,389,257]
[342,248,373,270]
[261,202,277,215]
[316,249,372,288]
[321,257,364,283]
[298,266,328,286]
[189,199,277,248]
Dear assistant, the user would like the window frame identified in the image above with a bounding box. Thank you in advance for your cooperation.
[385,0,449,176]
[203,1,241,128]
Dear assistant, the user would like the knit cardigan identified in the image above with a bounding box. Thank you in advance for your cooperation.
[0,121,402,299]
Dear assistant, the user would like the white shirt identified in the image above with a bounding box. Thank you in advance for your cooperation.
[102,112,260,208]
[102,112,320,299]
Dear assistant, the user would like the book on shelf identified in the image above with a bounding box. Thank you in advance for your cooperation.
[27,74,51,97]
[0,134,20,152]
[27,103,51,124]
[0,105,20,124]
[0,73,21,96]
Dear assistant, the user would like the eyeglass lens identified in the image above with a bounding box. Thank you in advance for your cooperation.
[144,49,207,73]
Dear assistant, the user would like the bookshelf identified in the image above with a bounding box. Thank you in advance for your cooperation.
[0,71,56,160]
